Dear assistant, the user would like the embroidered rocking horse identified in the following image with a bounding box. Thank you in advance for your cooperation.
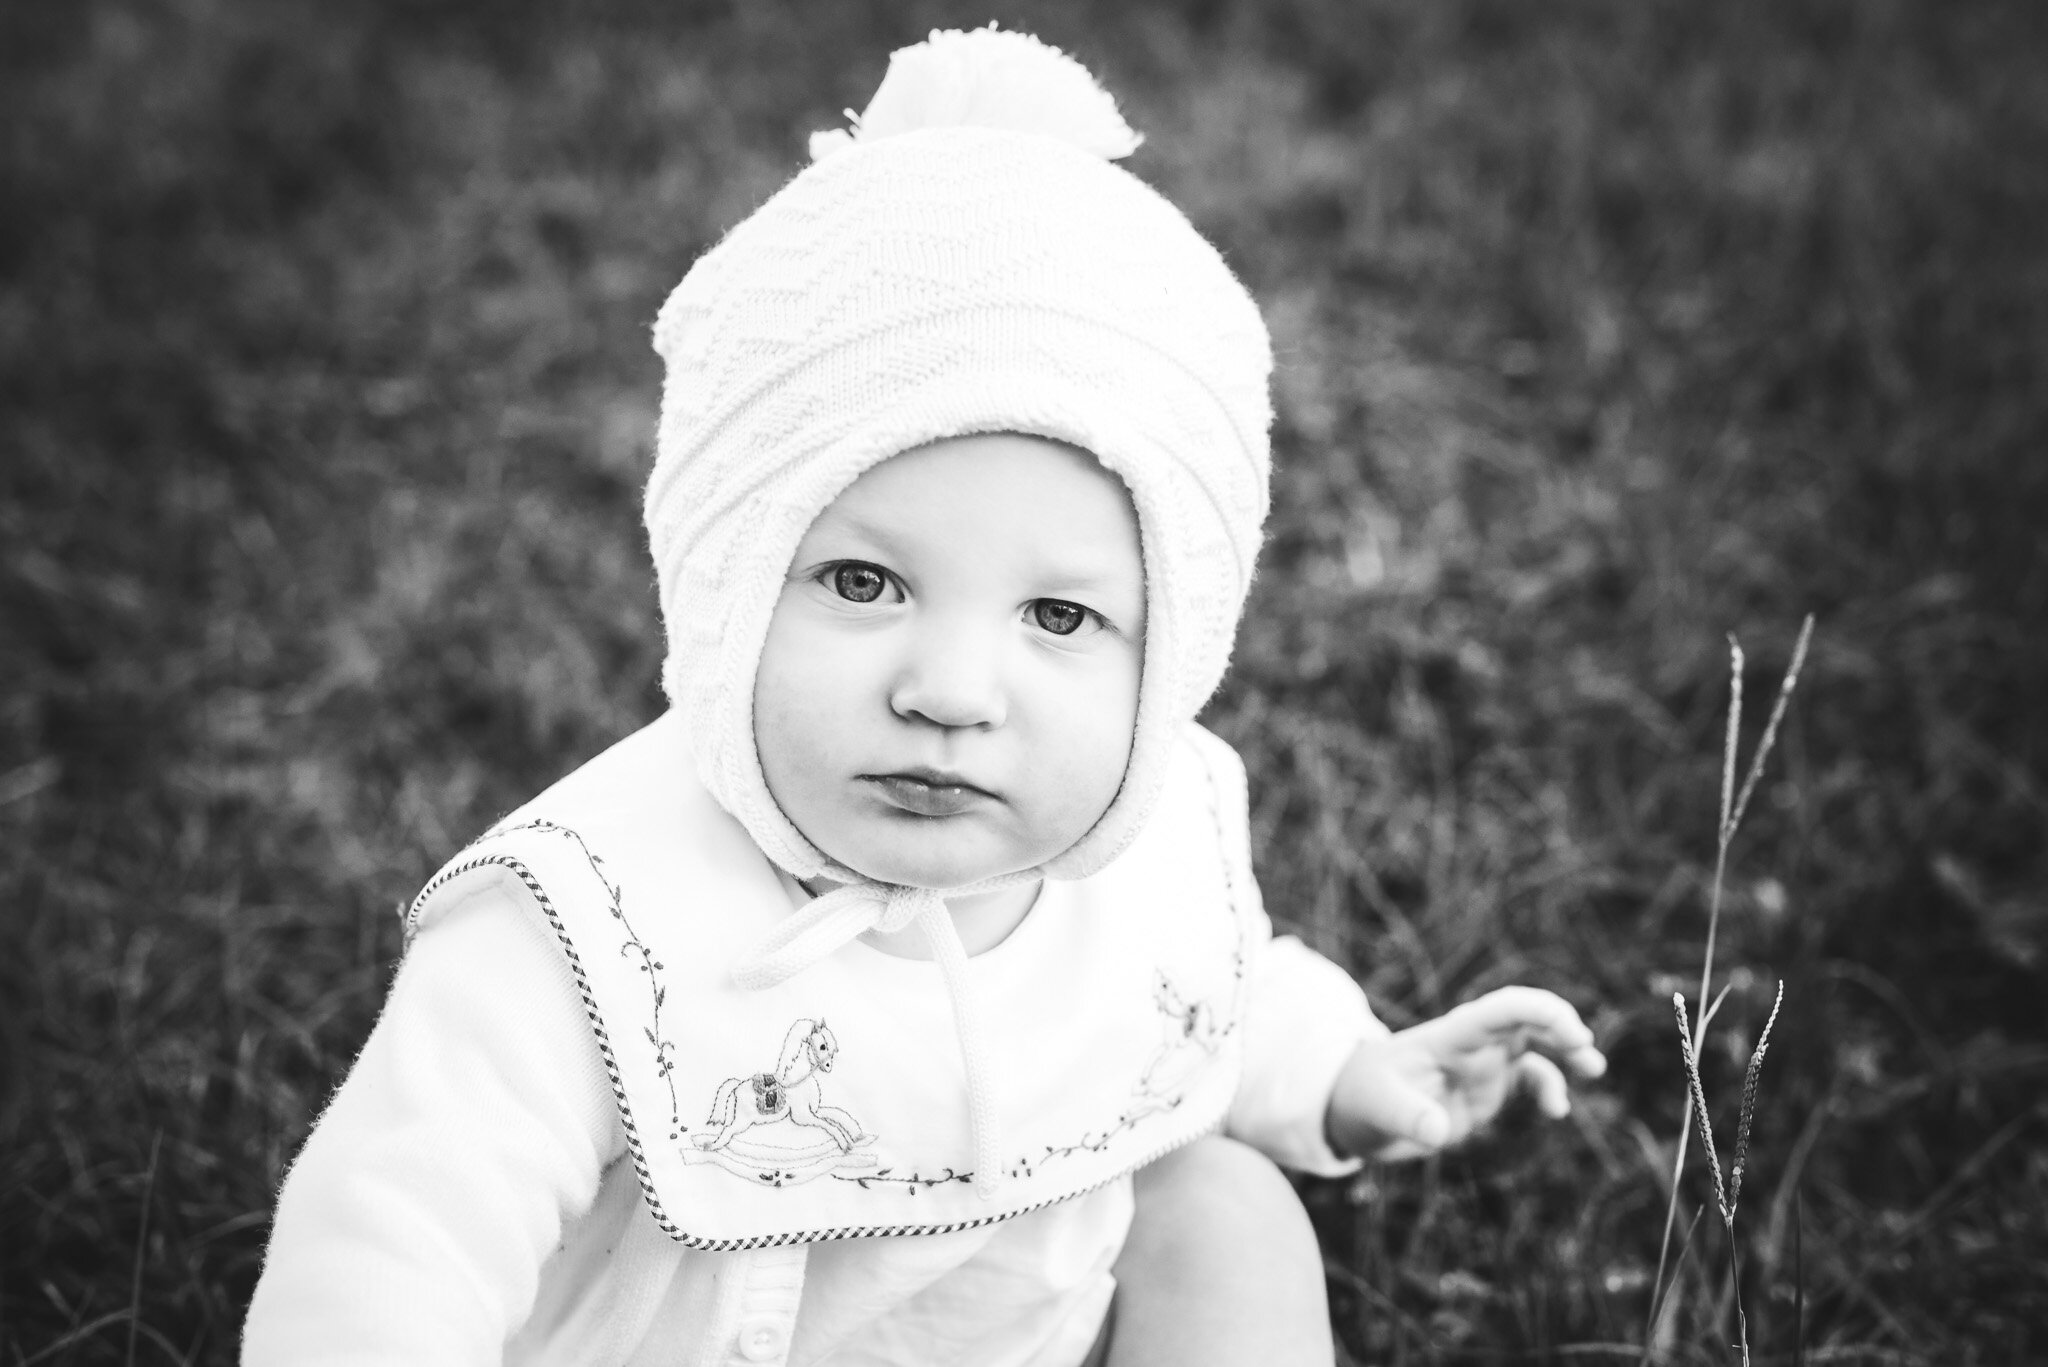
[682,1017,879,1186]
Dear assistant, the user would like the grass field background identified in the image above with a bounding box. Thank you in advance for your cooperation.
[5,0,2045,1360]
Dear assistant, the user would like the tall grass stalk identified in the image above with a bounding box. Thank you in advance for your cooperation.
[1675,981,1784,1362]
[1642,615,1813,1362]
[126,1129,162,1367]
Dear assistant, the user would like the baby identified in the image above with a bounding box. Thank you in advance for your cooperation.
[244,28,1604,1367]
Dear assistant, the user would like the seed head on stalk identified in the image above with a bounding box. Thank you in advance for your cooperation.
[1643,615,1813,1365]
[1729,979,1784,1214]
[1673,992,1728,1223]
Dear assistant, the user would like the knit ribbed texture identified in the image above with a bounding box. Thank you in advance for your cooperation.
[645,32,1273,889]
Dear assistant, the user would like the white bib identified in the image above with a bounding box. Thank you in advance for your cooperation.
[406,712,1254,1250]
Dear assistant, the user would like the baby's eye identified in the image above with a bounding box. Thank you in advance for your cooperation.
[1031,599,1090,636]
[830,563,890,604]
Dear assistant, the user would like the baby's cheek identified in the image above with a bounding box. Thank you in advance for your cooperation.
[752,712,801,820]
[1049,695,1138,835]
[754,669,830,808]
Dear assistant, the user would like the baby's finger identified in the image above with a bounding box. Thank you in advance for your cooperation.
[1329,1052,1451,1155]
[1456,987,1603,1072]
[1514,1051,1573,1119]
[1355,1077,1450,1151]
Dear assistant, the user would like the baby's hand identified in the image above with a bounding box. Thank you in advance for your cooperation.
[1326,987,1606,1161]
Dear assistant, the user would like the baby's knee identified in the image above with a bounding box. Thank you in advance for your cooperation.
[1135,1132,1281,1191]
[1112,1137,1333,1366]
[1136,1134,1298,1205]
[1127,1135,1317,1265]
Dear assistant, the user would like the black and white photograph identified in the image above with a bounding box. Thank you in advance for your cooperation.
[4,1,2043,1361]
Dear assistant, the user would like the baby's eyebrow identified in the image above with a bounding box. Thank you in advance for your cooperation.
[1038,562,1143,596]
[802,509,905,558]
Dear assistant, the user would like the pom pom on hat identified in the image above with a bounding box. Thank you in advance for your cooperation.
[808,26,1142,163]
[647,28,1272,888]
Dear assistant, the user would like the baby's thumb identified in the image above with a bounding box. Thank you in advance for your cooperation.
[1329,1041,1452,1158]
[1354,1070,1450,1152]
[1403,1098,1450,1150]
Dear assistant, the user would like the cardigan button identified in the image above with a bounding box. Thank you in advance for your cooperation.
[736,1317,787,1363]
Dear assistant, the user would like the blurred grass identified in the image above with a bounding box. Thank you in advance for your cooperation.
[4,0,2045,1361]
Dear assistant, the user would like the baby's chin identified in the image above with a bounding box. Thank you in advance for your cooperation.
[818,831,1054,892]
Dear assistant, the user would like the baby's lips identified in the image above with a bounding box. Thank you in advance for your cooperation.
[863,773,995,817]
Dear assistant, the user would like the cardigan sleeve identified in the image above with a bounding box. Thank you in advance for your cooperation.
[242,883,623,1365]
[1186,725,1390,1177]
[1227,933,1387,1176]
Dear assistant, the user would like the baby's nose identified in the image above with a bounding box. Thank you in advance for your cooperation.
[888,624,1007,730]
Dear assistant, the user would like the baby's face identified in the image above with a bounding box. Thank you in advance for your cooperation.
[755,433,1144,889]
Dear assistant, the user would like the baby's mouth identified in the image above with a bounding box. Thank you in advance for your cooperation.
[861,771,994,818]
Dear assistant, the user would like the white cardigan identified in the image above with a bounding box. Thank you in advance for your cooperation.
[243,723,1382,1366]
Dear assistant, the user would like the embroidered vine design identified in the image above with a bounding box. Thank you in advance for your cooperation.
[1197,757,1254,1028]
[1005,1104,1162,1181]
[819,1066,1182,1192]
[487,818,687,1144]
[838,1167,974,1192]
[828,1093,1184,1188]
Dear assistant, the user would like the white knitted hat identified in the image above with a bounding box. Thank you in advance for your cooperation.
[646,27,1273,888]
